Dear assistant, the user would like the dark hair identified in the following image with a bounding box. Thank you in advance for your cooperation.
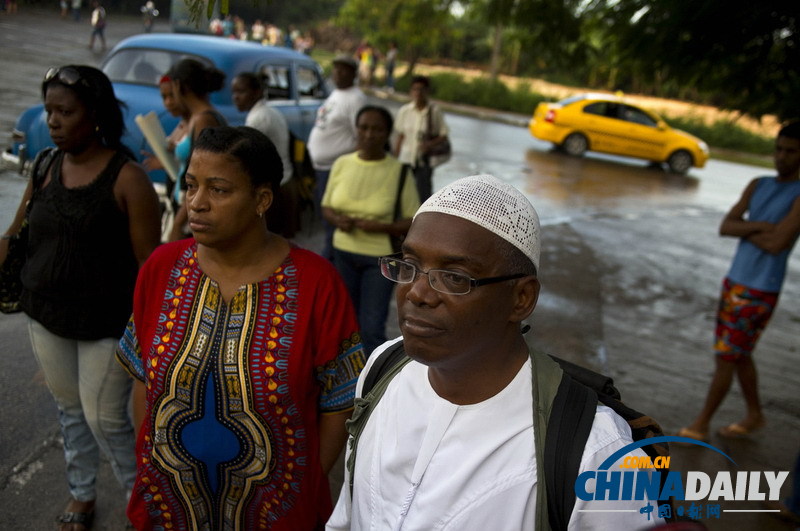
[356,105,394,152]
[779,121,800,141]
[234,72,262,92]
[41,65,130,155]
[410,75,431,90]
[193,126,282,191]
[167,58,225,97]
[498,237,537,277]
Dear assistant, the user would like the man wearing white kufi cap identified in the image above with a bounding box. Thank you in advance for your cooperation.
[328,175,664,530]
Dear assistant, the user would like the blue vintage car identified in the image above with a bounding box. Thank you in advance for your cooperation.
[6,33,328,186]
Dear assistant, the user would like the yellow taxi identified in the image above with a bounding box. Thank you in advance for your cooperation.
[529,93,709,174]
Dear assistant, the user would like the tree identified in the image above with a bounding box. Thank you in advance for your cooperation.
[337,0,456,77]
[605,0,799,121]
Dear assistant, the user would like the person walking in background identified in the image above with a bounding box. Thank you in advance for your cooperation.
[164,58,227,242]
[679,121,800,442]
[322,105,420,356]
[384,42,398,91]
[394,75,450,201]
[88,0,105,51]
[70,0,80,21]
[140,0,158,32]
[117,126,365,530]
[307,54,366,259]
[0,65,161,530]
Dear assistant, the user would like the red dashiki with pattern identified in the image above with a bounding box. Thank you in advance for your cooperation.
[117,240,365,530]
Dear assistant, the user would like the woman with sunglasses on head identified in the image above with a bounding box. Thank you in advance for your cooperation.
[0,65,161,530]
[117,126,365,530]
[321,105,421,356]
[164,58,228,242]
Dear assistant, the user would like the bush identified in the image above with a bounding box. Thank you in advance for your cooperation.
[400,73,549,115]
[665,116,773,155]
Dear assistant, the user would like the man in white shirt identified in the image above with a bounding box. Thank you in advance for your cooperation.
[307,55,367,259]
[393,75,449,201]
[327,175,665,530]
[231,72,292,185]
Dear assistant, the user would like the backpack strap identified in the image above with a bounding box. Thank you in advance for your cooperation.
[530,348,599,531]
[529,348,563,531]
[544,372,597,531]
[345,341,411,500]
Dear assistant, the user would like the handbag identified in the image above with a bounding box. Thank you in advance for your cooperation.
[0,148,55,314]
[425,105,452,168]
[389,165,410,254]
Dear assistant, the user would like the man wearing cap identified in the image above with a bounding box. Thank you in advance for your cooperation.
[307,54,367,259]
[327,175,664,530]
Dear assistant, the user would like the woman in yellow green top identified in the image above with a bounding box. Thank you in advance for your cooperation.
[322,105,420,356]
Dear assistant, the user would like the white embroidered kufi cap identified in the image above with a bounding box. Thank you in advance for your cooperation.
[415,174,541,273]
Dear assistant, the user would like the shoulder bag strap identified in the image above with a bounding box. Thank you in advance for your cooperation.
[28,148,57,206]
[393,165,408,223]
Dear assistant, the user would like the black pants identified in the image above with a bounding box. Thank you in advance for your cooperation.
[410,163,434,202]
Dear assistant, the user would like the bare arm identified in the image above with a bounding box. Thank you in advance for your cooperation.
[117,162,161,266]
[353,217,412,236]
[719,179,774,238]
[322,206,355,233]
[168,203,188,242]
[319,409,352,475]
[747,195,800,254]
[393,133,405,158]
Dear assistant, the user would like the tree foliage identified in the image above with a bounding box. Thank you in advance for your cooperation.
[337,0,456,76]
[605,0,799,121]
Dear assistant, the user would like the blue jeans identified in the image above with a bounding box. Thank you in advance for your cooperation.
[333,249,394,357]
[314,169,334,261]
[28,318,136,502]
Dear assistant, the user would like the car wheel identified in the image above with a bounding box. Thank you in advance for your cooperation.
[562,133,588,156]
[667,150,693,174]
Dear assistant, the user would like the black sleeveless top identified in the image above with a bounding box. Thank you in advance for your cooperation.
[21,150,140,340]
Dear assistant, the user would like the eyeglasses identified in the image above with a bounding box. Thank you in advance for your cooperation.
[379,254,527,295]
[43,67,88,88]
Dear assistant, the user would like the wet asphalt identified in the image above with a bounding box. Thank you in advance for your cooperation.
[1,8,799,531]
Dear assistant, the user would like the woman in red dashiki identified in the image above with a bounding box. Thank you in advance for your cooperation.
[117,126,365,530]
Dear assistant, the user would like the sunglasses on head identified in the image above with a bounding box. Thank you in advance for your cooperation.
[43,66,89,88]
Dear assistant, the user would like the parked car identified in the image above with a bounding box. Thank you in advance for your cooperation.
[5,33,328,186]
[529,93,709,174]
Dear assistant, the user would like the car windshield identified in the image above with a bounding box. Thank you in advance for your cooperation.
[558,95,588,106]
[103,48,213,87]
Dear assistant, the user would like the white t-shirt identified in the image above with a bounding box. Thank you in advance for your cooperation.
[307,86,367,171]
[245,99,292,185]
[327,338,665,531]
[394,103,449,166]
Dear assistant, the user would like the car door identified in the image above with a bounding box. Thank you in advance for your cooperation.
[293,62,327,142]
[257,61,303,138]
[579,101,623,154]
[615,104,665,160]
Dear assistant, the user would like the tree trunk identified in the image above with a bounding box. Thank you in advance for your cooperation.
[489,22,503,80]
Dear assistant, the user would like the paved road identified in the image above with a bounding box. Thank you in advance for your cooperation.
[1,8,798,531]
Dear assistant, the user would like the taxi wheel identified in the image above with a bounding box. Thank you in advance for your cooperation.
[562,133,588,156]
[667,150,693,174]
